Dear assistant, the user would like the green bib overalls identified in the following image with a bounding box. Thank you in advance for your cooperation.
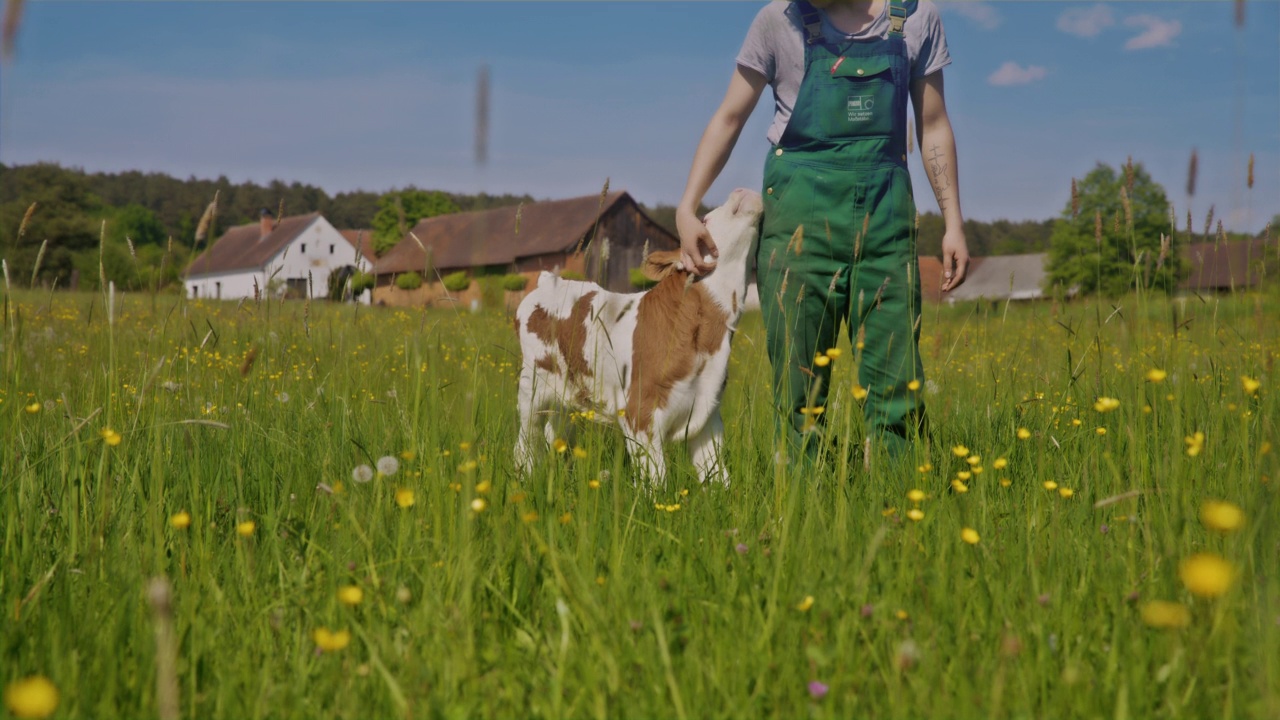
[756,0,925,461]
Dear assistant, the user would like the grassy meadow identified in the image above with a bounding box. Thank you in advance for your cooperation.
[1,285,1276,719]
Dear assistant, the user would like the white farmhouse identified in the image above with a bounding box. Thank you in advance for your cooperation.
[185,210,374,302]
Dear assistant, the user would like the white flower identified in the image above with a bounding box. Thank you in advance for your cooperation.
[376,456,400,477]
[352,464,374,483]
[276,392,290,404]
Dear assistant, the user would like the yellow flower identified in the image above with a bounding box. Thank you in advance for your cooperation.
[1241,376,1261,394]
[470,498,487,513]
[1140,601,1190,629]
[337,585,364,606]
[881,507,897,517]
[1071,418,1082,427]
[957,470,972,480]
[965,455,981,466]
[999,478,1012,487]
[1058,487,1074,499]
[475,480,492,494]
[1095,427,1107,436]
[961,528,980,545]
[992,457,1008,470]
[521,510,539,523]
[395,488,415,508]
[851,384,868,400]
[950,479,969,493]
[399,450,417,461]
[459,459,479,473]
[952,445,970,458]
[824,348,842,359]
[1179,553,1235,598]
[796,595,815,612]
[1199,501,1244,533]
[459,441,472,451]
[1185,431,1205,457]
[4,675,59,719]
[895,609,909,620]
[559,512,573,524]
[906,489,926,502]
[236,520,256,537]
[588,479,601,490]
[907,379,921,391]
[906,508,925,521]
[553,438,568,454]
[312,627,351,652]
[24,402,41,414]
[799,406,825,416]
[916,463,933,473]
[169,511,192,530]
[572,446,589,459]
[100,427,122,446]
[813,354,831,368]
[1145,368,1168,383]
[1043,480,1058,491]
[1017,428,1033,441]
[1093,397,1120,412]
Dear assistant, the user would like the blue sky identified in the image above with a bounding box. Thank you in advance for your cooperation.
[1,1,1276,232]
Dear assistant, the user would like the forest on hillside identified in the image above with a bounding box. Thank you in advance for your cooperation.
[1,161,1268,294]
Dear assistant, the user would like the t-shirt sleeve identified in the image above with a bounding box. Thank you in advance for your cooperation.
[912,1,952,79]
[735,5,780,82]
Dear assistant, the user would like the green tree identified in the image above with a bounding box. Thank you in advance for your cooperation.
[107,204,167,248]
[0,163,103,286]
[1046,162,1183,296]
[371,190,459,256]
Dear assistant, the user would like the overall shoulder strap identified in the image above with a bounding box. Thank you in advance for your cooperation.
[794,1,824,45]
[888,0,908,36]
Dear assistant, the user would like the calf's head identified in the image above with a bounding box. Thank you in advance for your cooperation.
[644,188,763,282]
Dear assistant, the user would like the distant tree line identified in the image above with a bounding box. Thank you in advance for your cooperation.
[0,161,1271,297]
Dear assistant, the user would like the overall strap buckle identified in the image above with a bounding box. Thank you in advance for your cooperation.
[888,0,907,35]
[795,1,824,45]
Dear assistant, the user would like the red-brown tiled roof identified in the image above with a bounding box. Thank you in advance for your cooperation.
[338,230,378,264]
[186,213,320,277]
[917,256,944,303]
[373,192,631,275]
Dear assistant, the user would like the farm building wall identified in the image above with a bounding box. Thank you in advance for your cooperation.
[188,218,370,303]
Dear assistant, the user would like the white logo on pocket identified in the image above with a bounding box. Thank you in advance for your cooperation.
[847,95,874,122]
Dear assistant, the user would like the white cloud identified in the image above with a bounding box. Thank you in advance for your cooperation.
[1056,5,1115,38]
[1124,15,1182,50]
[987,61,1048,87]
[941,2,1001,31]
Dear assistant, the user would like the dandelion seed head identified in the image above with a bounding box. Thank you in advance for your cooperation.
[376,456,400,476]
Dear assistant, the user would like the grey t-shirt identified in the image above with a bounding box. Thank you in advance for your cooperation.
[736,0,951,144]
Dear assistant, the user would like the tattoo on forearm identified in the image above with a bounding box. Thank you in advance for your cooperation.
[926,143,952,211]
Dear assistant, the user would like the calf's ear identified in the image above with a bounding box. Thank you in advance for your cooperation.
[642,250,683,281]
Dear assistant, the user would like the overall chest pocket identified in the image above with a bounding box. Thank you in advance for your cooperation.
[815,56,897,141]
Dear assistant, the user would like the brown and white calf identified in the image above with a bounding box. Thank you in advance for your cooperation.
[513,188,763,487]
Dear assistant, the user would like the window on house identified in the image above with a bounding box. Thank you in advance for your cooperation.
[329,244,334,254]
[191,285,198,298]
[301,243,307,254]
[215,281,222,300]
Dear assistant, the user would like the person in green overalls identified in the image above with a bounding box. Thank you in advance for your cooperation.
[676,0,969,464]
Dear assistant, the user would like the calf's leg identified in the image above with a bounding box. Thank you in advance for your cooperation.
[690,410,729,487]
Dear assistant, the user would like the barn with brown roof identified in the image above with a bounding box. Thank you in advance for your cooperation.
[371,191,679,307]
[1180,239,1274,292]
[186,210,375,302]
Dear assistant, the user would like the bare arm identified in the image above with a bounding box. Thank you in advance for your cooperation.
[676,65,768,275]
[911,70,969,291]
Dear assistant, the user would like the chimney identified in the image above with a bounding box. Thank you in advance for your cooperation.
[259,208,274,239]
